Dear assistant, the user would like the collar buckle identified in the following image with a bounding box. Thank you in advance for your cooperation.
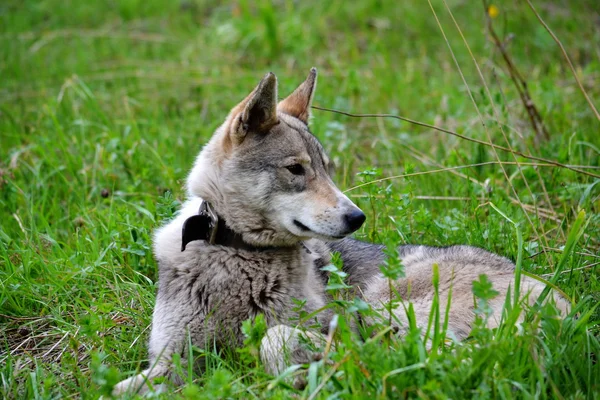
[199,201,218,245]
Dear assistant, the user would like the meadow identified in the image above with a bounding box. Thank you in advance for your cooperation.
[1,0,599,398]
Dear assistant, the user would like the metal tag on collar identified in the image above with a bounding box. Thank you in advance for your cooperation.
[199,201,219,244]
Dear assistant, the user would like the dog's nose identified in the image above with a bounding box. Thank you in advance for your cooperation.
[345,209,366,232]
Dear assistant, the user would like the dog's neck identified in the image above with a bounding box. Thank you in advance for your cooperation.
[181,200,299,251]
[181,201,262,252]
[217,202,303,247]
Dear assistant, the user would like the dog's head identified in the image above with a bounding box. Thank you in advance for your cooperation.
[187,69,365,247]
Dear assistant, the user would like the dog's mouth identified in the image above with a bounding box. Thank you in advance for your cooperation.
[293,220,345,239]
[293,219,310,232]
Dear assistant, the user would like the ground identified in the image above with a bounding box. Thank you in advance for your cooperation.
[1,0,599,398]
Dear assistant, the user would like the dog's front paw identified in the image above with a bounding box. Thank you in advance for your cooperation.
[112,372,169,397]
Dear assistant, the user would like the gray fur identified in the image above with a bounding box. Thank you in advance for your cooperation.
[329,238,569,340]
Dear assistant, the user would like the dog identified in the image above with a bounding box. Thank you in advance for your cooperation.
[113,69,365,394]
[113,69,569,395]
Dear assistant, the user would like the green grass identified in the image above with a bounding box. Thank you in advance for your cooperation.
[1,0,599,398]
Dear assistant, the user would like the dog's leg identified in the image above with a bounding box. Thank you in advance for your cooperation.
[260,325,326,376]
[113,289,202,395]
[112,338,190,396]
[111,362,173,396]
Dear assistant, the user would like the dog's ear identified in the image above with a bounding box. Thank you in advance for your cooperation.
[230,72,278,145]
[278,68,317,124]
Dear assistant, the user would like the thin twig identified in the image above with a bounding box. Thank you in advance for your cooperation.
[0,314,45,321]
[311,105,600,179]
[343,162,512,193]
[41,330,70,359]
[402,143,485,187]
[484,1,549,142]
[541,261,600,277]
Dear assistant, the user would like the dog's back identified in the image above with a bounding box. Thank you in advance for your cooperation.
[330,238,569,339]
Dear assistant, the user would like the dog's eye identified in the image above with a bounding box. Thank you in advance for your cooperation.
[285,164,305,176]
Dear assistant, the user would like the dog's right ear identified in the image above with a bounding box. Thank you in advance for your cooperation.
[277,67,317,124]
[229,72,279,146]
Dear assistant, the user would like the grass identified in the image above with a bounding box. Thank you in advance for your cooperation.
[1,0,599,398]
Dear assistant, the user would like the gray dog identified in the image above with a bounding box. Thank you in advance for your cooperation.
[113,70,568,395]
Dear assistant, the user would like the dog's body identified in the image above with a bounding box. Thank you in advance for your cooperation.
[114,70,568,395]
[114,198,334,393]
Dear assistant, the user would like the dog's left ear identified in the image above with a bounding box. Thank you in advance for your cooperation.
[278,67,317,124]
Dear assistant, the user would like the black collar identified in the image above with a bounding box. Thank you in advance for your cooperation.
[181,201,263,252]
